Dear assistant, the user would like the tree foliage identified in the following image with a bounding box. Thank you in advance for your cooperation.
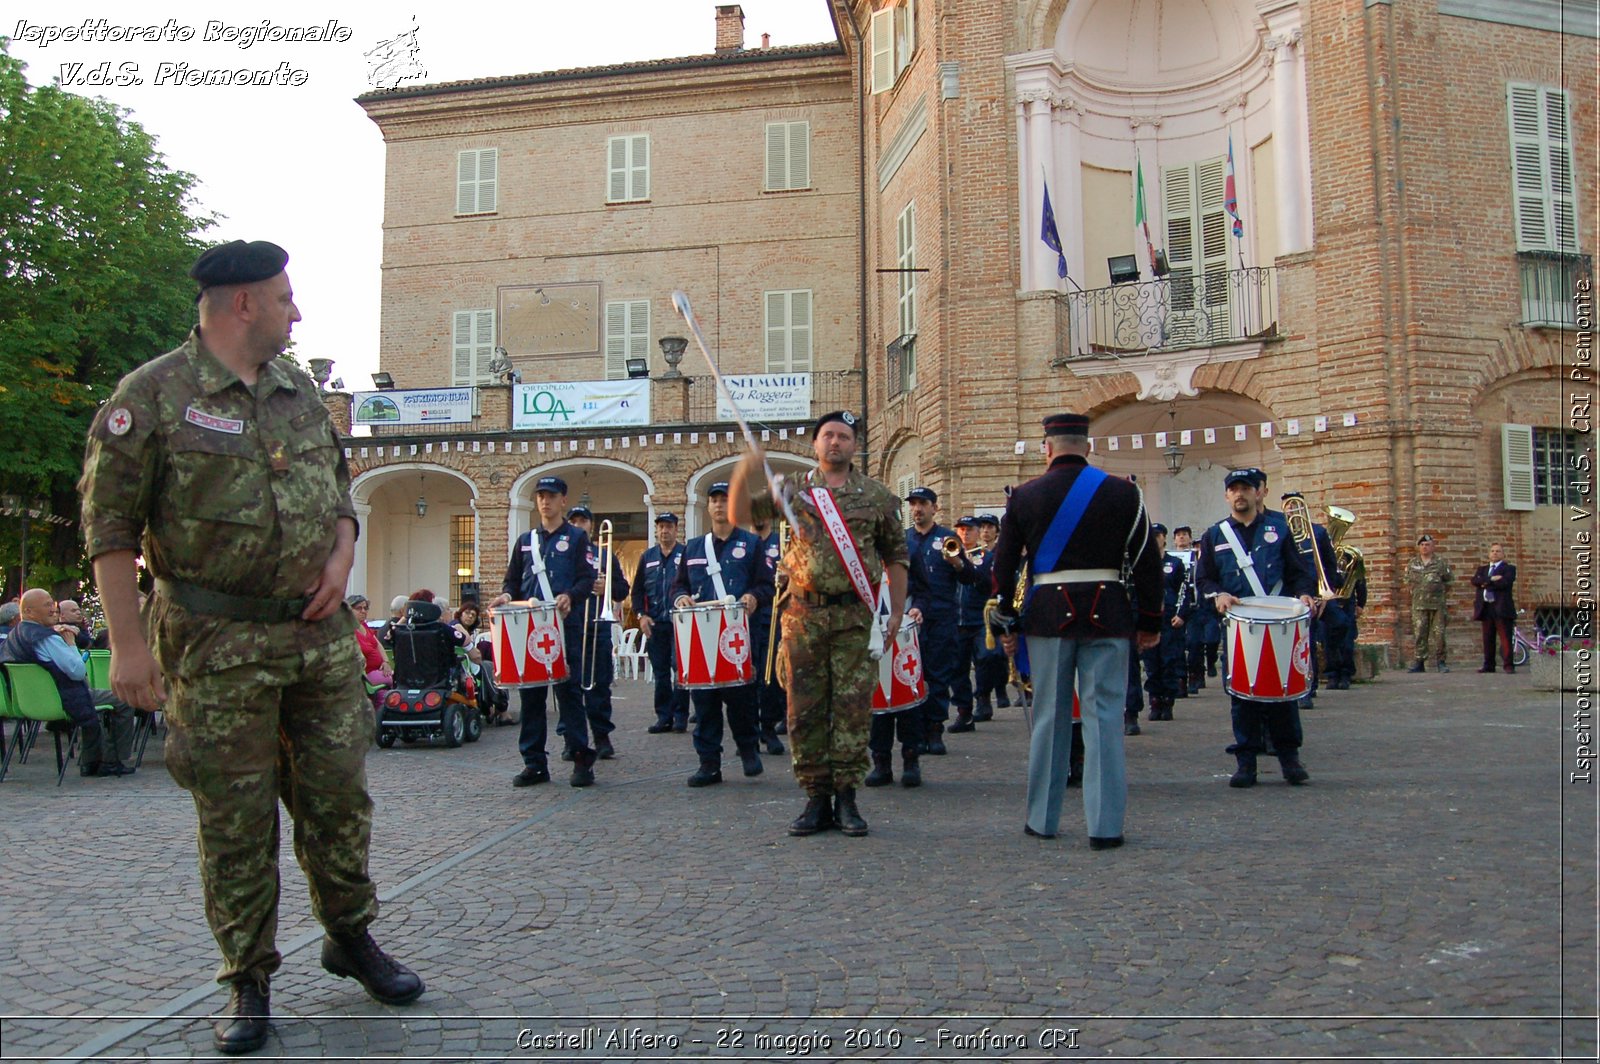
[0,40,212,596]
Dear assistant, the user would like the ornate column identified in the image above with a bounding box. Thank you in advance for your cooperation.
[1053,94,1086,286]
[350,501,372,598]
[1024,91,1058,291]
[1266,29,1310,253]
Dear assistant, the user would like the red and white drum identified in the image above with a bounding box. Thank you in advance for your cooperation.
[872,618,928,714]
[1224,596,1311,702]
[490,601,569,689]
[672,600,754,690]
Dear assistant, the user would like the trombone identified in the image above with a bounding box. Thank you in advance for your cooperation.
[763,521,790,687]
[1281,492,1340,600]
[580,519,616,691]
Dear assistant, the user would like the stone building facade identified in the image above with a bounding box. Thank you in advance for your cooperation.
[346,0,1595,654]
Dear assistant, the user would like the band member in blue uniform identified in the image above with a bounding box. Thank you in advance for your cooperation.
[1194,469,1317,788]
[751,515,787,754]
[866,486,975,787]
[971,514,1009,717]
[633,513,689,733]
[1146,525,1192,721]
[567,505,630,760]
[1172,526,1210,693]
[671,482,774,787]
[949,516,989,732]
[992,413,1162,848]
[492,476,597,788]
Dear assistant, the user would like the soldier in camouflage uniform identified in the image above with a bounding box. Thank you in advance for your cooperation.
[732,411,909,838]
[1405,534,1453,673]
[80,241,422,1056]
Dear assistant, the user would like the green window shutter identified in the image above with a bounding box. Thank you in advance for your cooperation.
[1501,424,1536,511]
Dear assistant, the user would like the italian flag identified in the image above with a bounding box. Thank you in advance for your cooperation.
[1134,158,1159,278]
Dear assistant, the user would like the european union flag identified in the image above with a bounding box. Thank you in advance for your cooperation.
[1041,179,1069,280]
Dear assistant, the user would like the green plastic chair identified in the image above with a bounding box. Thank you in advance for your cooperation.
[0,672,27,782]
[85,649,111,689]
[2,663,79,786]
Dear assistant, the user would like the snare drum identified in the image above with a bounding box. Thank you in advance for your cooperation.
[872,618,928,714]
[1224,595,1311,702]
[490,601,569,689]
[672,600,755,690]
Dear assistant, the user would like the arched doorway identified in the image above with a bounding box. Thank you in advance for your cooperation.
[509,460,656,606]
[684,453,816,537]
[352,465,481,613]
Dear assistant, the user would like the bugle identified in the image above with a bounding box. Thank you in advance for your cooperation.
[580,519,616,691]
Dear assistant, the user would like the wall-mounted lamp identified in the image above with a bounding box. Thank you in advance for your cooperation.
[372,372,396,390]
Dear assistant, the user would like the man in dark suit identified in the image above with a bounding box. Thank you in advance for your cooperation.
[1472,543,1518,673]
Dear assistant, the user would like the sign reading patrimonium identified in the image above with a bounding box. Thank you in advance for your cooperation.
[352,388,474,425]
[511,380,650,430]
[717,373,811,421]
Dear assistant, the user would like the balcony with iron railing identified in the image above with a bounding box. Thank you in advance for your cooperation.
[1056,266,1280,360]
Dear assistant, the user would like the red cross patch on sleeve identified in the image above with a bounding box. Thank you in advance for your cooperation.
[107,408,133,436]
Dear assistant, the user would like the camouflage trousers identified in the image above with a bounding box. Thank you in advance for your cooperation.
[163,635,377,990]
[781,603,875,796]
[1411,608,1448,665]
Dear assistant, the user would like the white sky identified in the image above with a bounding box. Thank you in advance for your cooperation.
[7,1,840,390]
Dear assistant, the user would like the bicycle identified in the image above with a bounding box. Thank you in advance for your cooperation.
[1510,610,1562,667]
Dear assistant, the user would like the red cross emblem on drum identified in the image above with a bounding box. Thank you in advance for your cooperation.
[718,624,750,667]
[527,621,563,666]
[893,639,921,689]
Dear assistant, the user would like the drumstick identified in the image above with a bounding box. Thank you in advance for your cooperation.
[671,291,800,530]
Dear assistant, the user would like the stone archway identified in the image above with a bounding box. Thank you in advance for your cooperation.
[351,464,481,613]
[508,459,657,586]
[684,453,816,538]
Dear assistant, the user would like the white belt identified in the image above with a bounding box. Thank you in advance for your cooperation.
[1034,569,1121,586]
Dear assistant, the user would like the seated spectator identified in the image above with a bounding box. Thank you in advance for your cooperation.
[0,601,19,644]
[348,596,393,687]
[0,588,137,777]
[57,599,93,651]
[455,601,509,725]
[378,594,409,648]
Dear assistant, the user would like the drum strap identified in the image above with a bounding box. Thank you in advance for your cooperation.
[1216,520,1273,598]
[526,530,556,604]
[701,533,731,601]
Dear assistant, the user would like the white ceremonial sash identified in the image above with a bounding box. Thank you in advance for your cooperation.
[1216,521,1270,598]
[810,484,886,657]
[527,529,556,604]
[702,533,731,602]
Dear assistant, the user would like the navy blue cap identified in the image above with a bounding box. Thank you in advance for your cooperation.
[190,240,288,290]
[813,410,859,436]
[975,513,1000,527]
[1173,525,1192,535]
[906,486,937,504]
[654,511,679,525]
[955,516,978,528]
[535,476,567,495]
[1150,522,1168,536]
[707,481,730,497]
[1224,469,1257,488]
[566,505,592,521]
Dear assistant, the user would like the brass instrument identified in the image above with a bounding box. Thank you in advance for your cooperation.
[941,536,965,561]
[983,562,1031,702]
[1281,492,1339,599]
[580,519,616,691]
[763,521,790,687]
[1325,505,1366,600]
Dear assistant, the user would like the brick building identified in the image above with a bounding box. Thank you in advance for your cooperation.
[347,0,1594,654]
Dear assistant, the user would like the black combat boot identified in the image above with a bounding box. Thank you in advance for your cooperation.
[687,758,722,787]
[834,788,868,836]
[948,709,976,733]
[923,722,947,755]
[1124,709,1141,736]
[973,696,994,722]
[212,979,270,1055]
[864,751,894,787]
[788,793,834,836]
[569,746,597,788]
[761,726,786,755]
[1278,753,1310,785]
[321,930,424,1005]
[900,746,922,788]
[739,747,764,777]
[1229,752,1258,788]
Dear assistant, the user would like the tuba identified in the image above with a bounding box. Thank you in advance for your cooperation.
[1326,506,1366,600]
[1280,492,1340,599]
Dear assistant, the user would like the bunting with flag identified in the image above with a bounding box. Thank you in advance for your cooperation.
[1225,134,1244,240]
[1040,178,1069,281]
[1134,158,1159,277]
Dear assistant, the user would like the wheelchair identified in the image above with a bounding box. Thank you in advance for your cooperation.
[375,601,484,749]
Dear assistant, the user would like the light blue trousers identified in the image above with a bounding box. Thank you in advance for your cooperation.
[1025,635,1128,839]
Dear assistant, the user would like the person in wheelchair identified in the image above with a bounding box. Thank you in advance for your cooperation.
[378,590,483,747]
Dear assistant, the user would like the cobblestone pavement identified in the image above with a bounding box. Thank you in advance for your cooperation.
[0,667,1593,1062]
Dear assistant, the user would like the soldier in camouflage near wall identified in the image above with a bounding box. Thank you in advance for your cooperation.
[80,241,423,1056]
[1405,533,1454,673]
[732,411,909,838]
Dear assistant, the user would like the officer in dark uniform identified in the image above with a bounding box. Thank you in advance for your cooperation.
[633,512,689,733]
[1194,469,1316,787]
[1146,525,1193,721]
[972,514,1009,716]
[751,515,787,754]
[991,413,1162,846]
[567,505,630,761]
[671,482,774,786]
[492,476,597,788]
[949,516,988,732]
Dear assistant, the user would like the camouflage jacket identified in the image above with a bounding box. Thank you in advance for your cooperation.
[79,329,356,676]
[1405,555,1453,609]
[754,468,909,602]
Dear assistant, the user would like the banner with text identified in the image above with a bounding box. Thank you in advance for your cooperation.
[352,389,475,426]
[717,373,812,422]
[512,380,651,430]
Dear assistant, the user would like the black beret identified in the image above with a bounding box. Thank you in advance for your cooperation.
[190,240,289,290]
[1042,412,1089,436]
[813,410,859,436]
